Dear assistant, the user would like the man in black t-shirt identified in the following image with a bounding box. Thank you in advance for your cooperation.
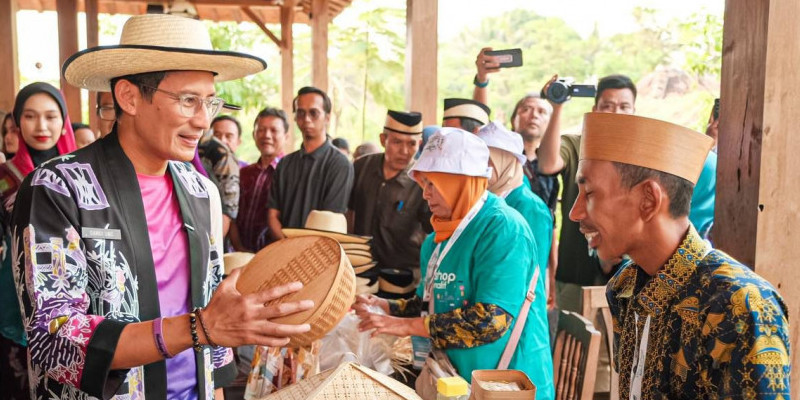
[267,87,354,240]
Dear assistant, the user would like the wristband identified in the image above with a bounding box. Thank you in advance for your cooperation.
[152,317,174,359]
[473,74,489,88]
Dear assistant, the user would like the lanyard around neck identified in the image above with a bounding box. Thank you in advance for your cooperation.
[423,192,488,314]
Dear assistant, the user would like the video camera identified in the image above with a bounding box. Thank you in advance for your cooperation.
[541,78,596,104]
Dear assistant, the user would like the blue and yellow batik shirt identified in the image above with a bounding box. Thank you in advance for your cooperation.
[608,226,790,399]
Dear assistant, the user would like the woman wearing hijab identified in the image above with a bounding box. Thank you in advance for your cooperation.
[354,128,553,400]
[2,114,20,161]
[478,121,553,282]
[0,82,76,399]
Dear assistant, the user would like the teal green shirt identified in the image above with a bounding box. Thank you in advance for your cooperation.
[689,152,716,237]
[417,193,554,400]
[504,184,553,274]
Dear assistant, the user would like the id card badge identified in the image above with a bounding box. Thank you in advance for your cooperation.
[412,307,433,369]
[411,335,433,369]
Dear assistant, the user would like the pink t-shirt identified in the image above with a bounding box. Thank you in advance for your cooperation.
[137,172,197,399]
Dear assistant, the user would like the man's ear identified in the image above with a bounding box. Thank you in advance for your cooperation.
[379,133,387,148]
[639,179,664,222]
[114,80,139,117]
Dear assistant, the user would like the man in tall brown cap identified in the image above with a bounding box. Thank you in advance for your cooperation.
[570,112,790,399]
[12,14,313,399]
[348,110,432,286]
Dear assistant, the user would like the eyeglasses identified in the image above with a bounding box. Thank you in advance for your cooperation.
[143,86,225,119]
[295,108,325,121]
[96,106,115,121]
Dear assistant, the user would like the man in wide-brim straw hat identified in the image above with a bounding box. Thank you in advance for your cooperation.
[570,112,790,398]
[11,14,314,399]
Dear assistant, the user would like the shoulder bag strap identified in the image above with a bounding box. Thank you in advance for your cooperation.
[497,265,540,370]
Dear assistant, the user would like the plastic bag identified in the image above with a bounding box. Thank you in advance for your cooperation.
[242,342,320,398]
[319,309,396,375]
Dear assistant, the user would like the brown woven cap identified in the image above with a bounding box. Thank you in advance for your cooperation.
[580,112,714,184]
[62,14,266,91]
[236,236,355,347]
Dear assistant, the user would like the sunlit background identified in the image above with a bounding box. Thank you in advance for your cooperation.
[16,0,723,163]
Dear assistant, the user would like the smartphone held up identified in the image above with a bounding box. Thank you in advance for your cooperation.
[484,48,523,68]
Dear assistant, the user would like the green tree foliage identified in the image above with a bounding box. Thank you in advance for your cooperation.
[206,21,281,114]
[591,8,676,82]
[201,5,407,161]
[193,1,721,161]
[439,10,595,126]
[677,11,723,79]
[328,6,406,143]
[438,7,696,130]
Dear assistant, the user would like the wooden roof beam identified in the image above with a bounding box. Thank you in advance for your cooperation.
[241,5,282,48]
[0,0,20,112]
[184,0,281,6]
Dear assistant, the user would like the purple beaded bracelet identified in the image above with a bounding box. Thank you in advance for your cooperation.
[153,317,174,359]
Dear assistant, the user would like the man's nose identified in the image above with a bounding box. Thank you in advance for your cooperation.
[569,194,586,222]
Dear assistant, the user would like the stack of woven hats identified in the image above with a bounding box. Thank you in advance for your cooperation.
[283,210,378,295]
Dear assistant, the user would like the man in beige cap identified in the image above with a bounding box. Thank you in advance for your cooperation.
[441,98,491,134]
[11,14,313,399]
[348,110,432,284]
[572,112,790,398]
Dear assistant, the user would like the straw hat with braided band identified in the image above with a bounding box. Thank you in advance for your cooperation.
[283,210,372,244]
[62,14,267,92]
[580,112,714,184]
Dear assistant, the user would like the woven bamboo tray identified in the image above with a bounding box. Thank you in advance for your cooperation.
[262,362,422,400]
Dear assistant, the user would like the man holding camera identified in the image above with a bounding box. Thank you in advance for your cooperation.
[537,73,637,395]
[538,74,637,305]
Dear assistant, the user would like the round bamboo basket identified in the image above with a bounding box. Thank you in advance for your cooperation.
[236,236,356,347]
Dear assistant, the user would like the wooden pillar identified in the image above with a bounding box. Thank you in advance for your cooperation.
[0,0,19,113]
[311,0,328,92]
[86,0,99,131]
[755,0,800,395]
[405,0,437,125]
[57,0,81,122]
[719,0,799,394]
[281,0,295,113]
[281,0,295,151]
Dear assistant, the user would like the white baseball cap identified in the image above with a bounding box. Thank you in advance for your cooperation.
[409,127,492,179]
[477,121,527,164]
